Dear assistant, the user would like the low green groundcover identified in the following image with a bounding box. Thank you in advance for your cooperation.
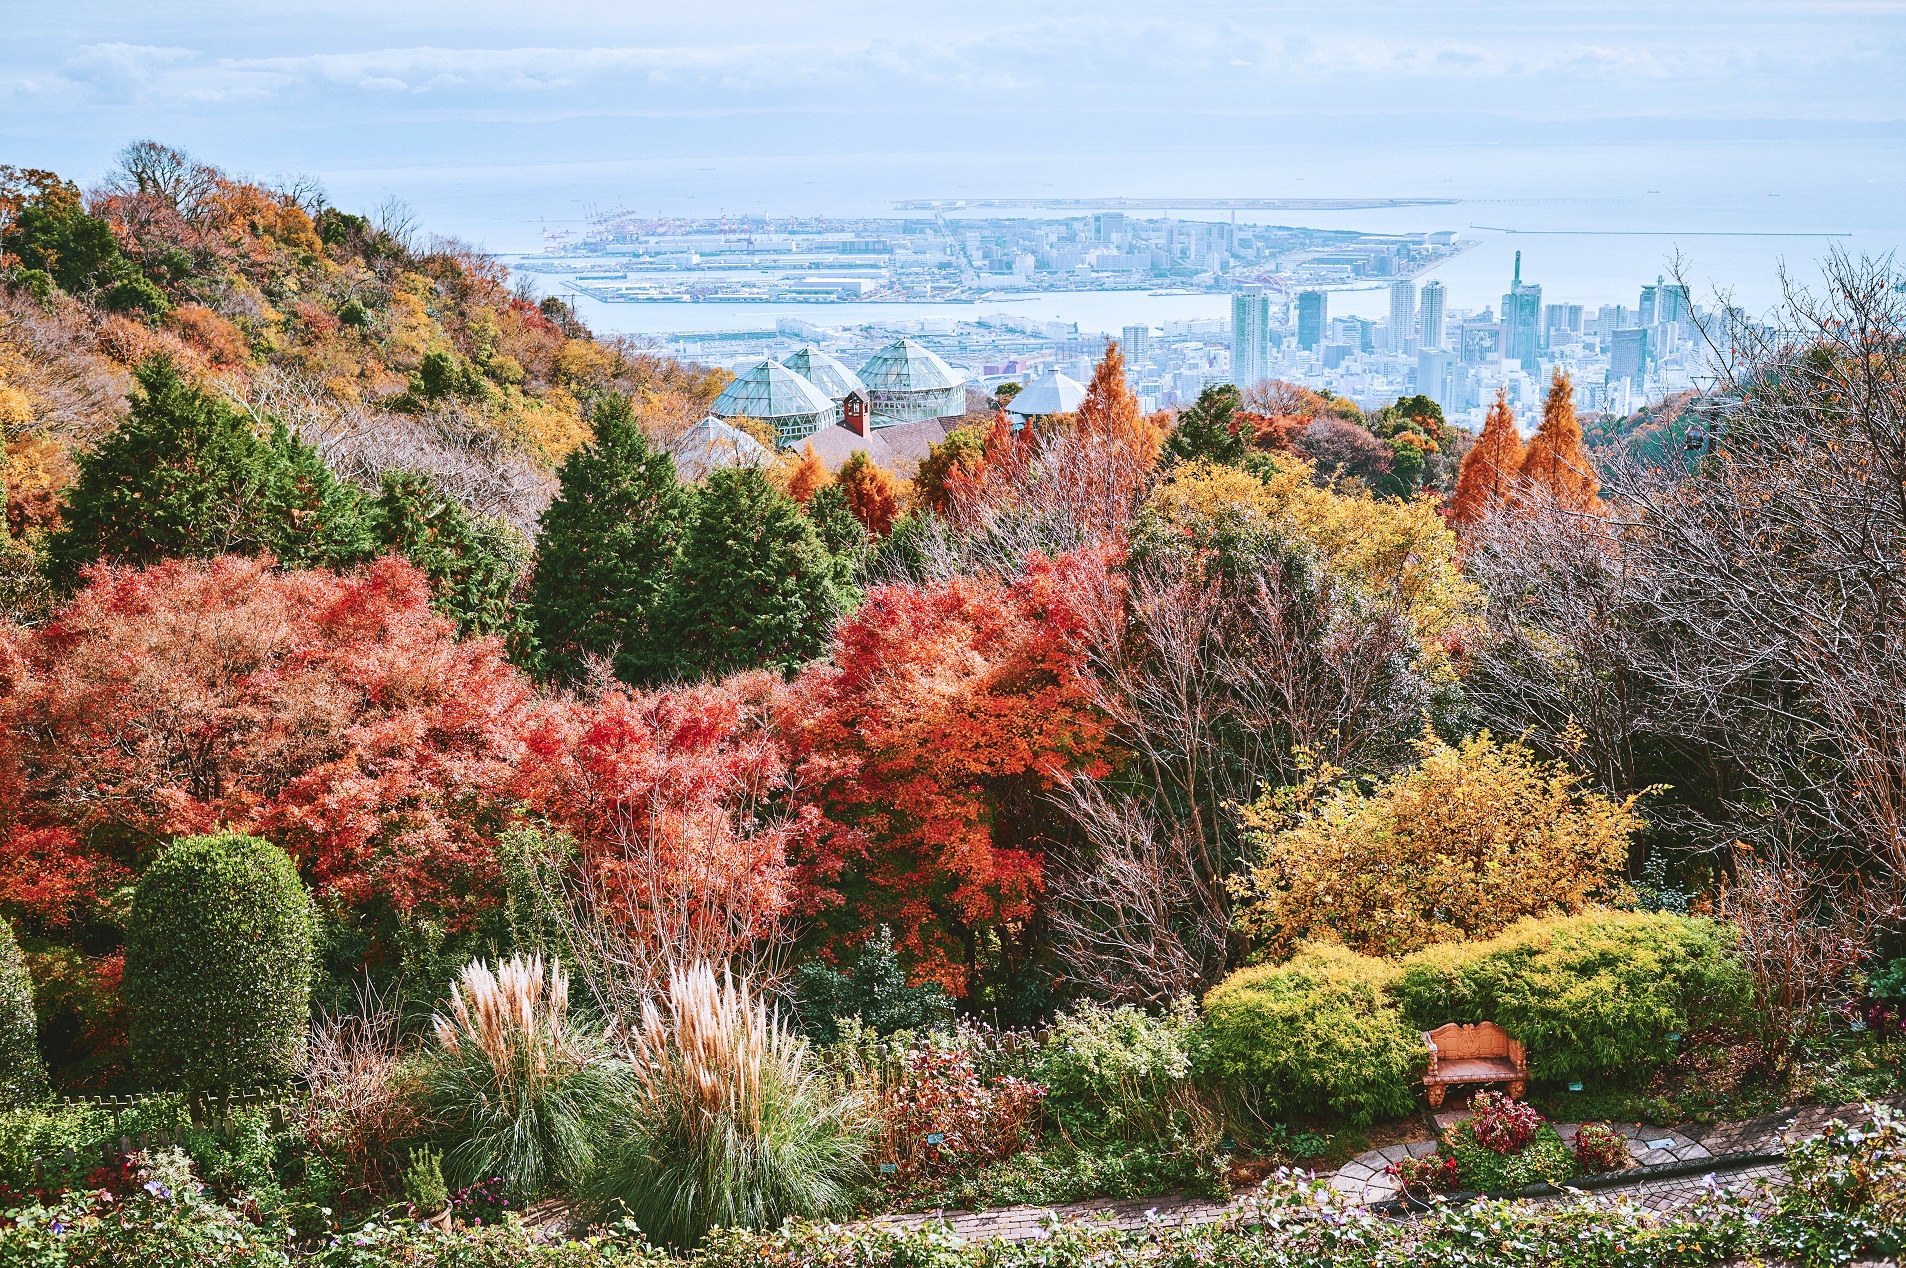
[2,1108,1902,1268]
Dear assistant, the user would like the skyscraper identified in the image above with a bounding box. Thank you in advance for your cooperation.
[1502,252,1543,365]
[1418,280,1446,350]
[1418,349,1456,412]
[1609,326,1650,389]
[1388,279,1416,352]
[1121,324,1152,368]
[1297,290,1327,351]
[1230,287,1272,388]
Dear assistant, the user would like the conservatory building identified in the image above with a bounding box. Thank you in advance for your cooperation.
[781,345,867,404]
[857,337,968,426]
[707,358,840,446]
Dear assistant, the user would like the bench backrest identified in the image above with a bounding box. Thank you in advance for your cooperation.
[1425,1021,1516,1060]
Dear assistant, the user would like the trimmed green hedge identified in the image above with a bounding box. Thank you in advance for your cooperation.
[1390,912,1746,1085]
[1202,943,1425,1124]
[0,918,45,1107]
[123,832,315,1092]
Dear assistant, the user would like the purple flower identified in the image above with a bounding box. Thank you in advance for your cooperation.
[49,1220,67,1236]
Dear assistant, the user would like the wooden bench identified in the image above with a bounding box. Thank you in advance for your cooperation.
[1422,1021,1527,1108]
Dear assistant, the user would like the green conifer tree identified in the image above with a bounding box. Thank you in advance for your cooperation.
[662,464,844,678]
[46,356,371,588]
[372,469,525,639]
[524,394,689,685]
[1163,383,1250,468]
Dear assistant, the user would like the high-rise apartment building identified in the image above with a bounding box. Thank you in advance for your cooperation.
[1608,326,1650,389]
[1230,287,1272,388]
[1121,324,1152,368]
[1388,280,1416,352]
[1502,252,1543,365]
[1297,290,1327,351]
[1418,349,1456,413]
[1418,280,1446,350]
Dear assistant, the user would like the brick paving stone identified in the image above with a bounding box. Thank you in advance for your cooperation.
[860,1098,1896,1244]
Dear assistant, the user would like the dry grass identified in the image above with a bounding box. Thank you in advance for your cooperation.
[425,954,627,1193]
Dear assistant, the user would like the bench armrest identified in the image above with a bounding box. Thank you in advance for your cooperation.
[1421,1031,1440,1078]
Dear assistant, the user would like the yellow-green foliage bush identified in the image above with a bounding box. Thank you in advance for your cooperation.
[1233,731,1641,960]
[1202,944,1424,1124]
[1390,912,1746,1085]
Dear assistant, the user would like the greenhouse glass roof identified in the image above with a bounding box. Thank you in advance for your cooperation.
[781,345,867,401]
[857,338,967,393]
[710,358,837,420]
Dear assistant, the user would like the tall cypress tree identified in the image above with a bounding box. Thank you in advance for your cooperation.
[1163,384,1250,468]
[663,464,844,679]
[47,356,371,589]
[372,469,525,639]
[525,394,689,685]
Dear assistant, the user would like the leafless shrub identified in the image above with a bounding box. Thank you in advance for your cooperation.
[1719,850,1897,1080]
[302,978,424,1201]
[889,423,1155,585]
[236,367,558,536]
[1467,253,1906,878]
[1044,535,1424,1002]
[0,291,131,443]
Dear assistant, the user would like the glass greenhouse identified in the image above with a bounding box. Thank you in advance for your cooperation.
[708,358,841,445]
[781,345,867,403]
[857,338,968,425]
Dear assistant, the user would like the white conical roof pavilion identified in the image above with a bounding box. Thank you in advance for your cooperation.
[1004,368,1089,418]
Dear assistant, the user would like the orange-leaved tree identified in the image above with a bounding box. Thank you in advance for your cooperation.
[1447,389,1526,530]
[509,672,811,998]
[835,450,902,537]
[788,550,1118,994]
[1078,340,1167,463]
[785,442,829,505]
[1518,369,1601,512]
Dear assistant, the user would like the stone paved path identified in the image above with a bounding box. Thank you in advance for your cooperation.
[869,1097,1904,1244]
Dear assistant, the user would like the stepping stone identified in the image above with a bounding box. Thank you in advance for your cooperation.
[1377,1143,1413,1163]
[1405,1140,1439,1158]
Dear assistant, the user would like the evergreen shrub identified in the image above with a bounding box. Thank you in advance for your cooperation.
[1389,912,1747,1085]
[0,918,46,1107]
[1202,943,1425,1124]
[123,832,315,1092]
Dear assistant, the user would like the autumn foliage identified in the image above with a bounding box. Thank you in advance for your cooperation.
[0,555,532,933]
[789,551,1117,992]
[1447,389,1525,530]
[1232,731,1641,959]
[1517,370,1601,512]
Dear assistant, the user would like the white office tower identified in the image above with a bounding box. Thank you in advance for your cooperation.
[1231,286,1273,390]
[1418,280,1447,350]
[1121,324,1152,367]
[1388,280,1416,353]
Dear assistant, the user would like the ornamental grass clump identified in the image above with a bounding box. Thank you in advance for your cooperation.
[588,961,866,1250]
[425,954,627,1195]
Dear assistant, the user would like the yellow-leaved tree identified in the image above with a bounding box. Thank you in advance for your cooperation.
[1139,457,1484,680]
[1231,730,1642,959]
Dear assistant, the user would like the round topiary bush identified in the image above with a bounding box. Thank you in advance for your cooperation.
[1389,911,1747,1086]
[0,918,47,1106]
[124,832,315,1091]
[1203,943,1426,1124]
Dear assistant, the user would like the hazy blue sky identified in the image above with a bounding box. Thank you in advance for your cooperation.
[4,1,1902,256]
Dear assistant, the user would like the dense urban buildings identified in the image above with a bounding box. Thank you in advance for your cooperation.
[596,234,1717,442]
